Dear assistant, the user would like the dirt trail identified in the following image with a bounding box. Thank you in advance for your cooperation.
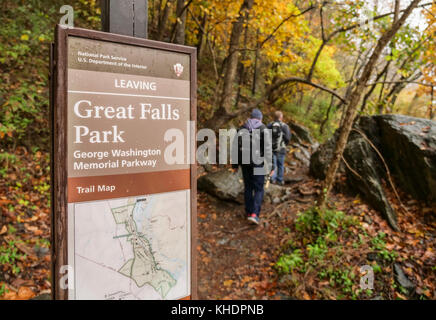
[196,170,316,299]
[196,162,436,300]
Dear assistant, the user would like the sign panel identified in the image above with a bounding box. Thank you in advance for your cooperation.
[51,26,197,300]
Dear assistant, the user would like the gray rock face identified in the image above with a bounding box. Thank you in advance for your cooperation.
[33,246,50,258]
[291,144,311,168]
[31,293,52,300]
[394,263,415,295]
[289,121,315,145]
[375,115,436,203]
[310,114,436,229]
[266,184,285,202]
[197,169,244,203]
[284,175,304,184]
[343,129,398,230]
[310,131,343,180]
[198,168,287,204]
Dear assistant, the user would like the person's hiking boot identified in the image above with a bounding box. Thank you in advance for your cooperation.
[247,213,260,225]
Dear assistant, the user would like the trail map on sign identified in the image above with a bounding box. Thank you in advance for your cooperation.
[72,190,190,300]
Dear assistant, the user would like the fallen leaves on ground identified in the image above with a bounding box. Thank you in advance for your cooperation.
[197,169,435,300]
[0,148,51,300]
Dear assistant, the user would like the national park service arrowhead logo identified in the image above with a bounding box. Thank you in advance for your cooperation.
[173,63,184,77]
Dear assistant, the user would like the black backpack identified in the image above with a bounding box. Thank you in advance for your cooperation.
[236,124,266,166]
[271,121,284,152]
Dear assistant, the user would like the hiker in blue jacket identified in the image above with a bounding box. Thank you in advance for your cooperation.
[267,111,291,185]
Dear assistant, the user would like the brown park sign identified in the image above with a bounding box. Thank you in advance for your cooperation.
[51,26,197,300]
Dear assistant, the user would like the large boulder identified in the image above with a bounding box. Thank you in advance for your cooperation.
[343,127,398,230]
[285,121,318,169]
[198,169,287,204]
[310,116,389,179]
[310,114,436,229]
[309,133,339,180]
[375,115,436,203]
[198,169,244,203]
[288,121,315,146]
[291,143,311,168]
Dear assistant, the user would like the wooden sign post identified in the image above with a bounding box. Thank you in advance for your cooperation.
[51,26,197,300]
[101,0,148,38]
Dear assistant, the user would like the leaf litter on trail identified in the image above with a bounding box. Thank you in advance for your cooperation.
[196,167,435,300]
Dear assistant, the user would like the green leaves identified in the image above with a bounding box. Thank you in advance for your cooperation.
[0,0,100,149]
[0,240,25,274]
[275,249,303,274]
[307,240,327,261]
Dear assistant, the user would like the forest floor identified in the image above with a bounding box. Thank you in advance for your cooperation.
[196,177,314,300]
[0,149,435,300]
[196,168,436,300]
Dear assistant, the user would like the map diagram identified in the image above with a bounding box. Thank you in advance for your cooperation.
[71,190,190,300]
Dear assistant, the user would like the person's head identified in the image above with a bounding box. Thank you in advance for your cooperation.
[251,108,263,120]
[274,110,283,121]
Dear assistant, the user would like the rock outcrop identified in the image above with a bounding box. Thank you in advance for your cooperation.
[376,115,436,203]
[310,114,436,229]
[198,169,286,204]
[289,121,315,146]
[198,169,244,203]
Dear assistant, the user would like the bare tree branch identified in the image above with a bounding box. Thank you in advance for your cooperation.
[366,80,434,87]
[320,5,326,41]
[306,1,434,82]
[253,77,347,107]
[259,4,317,48]
[329,2,433,38]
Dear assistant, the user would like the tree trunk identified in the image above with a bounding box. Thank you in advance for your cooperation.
[157,0,175,41]
[305,91,321,116]
[154,0,164,30]
[360,60,391,112]
[377,63,389,113]
[150,0,156,29]
[317,0,422,208]
[381,70,423,113]
[174,0,187,44]
[319,95,335,135]
[298,88,304,106]
[220,0,254,112]
[430,86,434,120]
[205,0,254,130]
[252,29,260,96]
[235,24,249,108]
[406,92,419,114]
[196,13,208,59]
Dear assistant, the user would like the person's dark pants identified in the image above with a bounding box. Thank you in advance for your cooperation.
[241,165,265,217]
[272,152,285,183]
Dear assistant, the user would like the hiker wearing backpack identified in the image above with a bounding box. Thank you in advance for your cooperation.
[268,111,291,185]
[232,108,272,225]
